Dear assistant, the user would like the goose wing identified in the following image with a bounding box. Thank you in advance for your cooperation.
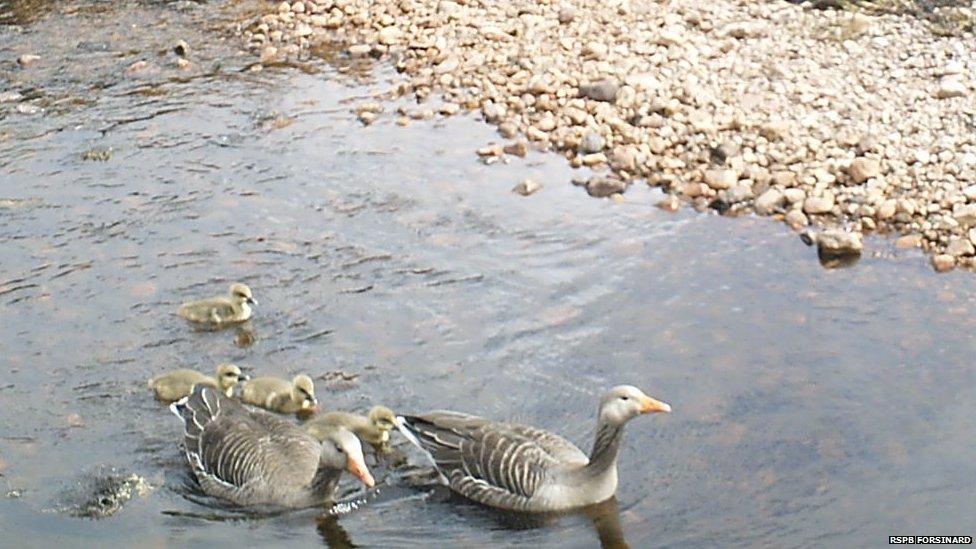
[398,411,584,509]
[178,298,236,322]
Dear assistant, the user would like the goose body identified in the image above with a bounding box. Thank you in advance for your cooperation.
[170,385,373,507]
[149,363,245,402]
[397,385,670,512]
[240,374,317,414]
[305,406,397,450]
[178,283,255,325]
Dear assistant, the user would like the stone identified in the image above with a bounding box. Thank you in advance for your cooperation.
[174,40,190,57]
[760,120,790,141]
[803,230,863,258]
[783,188,806,204]
[932,254,955,272]
[803,194,835,215]
[848,157,880,183]
[953,204,976,227]
[946,237,975,257]
[936,78,967,99]
[754,189,784,215]
[17,54,40,66]
[498,122,518,138]
[581,153,607,166]
[894,234,922,248]
[260,46,279,64]
[878,199,897,220]
[785,209,808,229]
[349,44,372,56]
[378,26,403,45]
[503,141,528,157]
[512,178,542,196]
[358,112,377,125]
[557,6,576,24]
[656,195,681,212]
[580,132,605,154]
[0,91,22,103]
[578,80,619,103]
[704,169,736,190]
[586,176,627,198]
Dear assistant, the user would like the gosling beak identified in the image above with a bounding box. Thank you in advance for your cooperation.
[239,373,251,381]
[640,395,672,414]
[246,297,257,305]
[347,456,375,488]
[303,398,318,411]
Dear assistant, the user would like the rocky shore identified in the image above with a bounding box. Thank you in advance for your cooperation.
[235,0,975,271]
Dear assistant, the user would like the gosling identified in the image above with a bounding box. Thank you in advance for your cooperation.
[240,374,317,414]
[148,363,246,402]
[177,283,256,325]
[305,406,397,452]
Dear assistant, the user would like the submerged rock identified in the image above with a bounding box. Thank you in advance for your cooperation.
[801,230,863,268]
[512,178,542,196]
[52,468,153,518]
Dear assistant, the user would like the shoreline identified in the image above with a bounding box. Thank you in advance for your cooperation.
[236,0,975,272]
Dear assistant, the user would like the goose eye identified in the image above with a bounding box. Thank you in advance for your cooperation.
[334,444,344,454]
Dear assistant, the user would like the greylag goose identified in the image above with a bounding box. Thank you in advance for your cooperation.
[240,374,317,414]
[178,283,256,325]
[305,406,397,451]
[170,385,374,507]
[148,363,246,402]
[396,385,670,512]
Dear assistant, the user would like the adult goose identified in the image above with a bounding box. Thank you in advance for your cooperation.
[171,385,374,507]
[396,385,670,512]
[178,283,256,325]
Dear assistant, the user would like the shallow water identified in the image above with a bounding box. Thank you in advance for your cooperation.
[2,1,975,547]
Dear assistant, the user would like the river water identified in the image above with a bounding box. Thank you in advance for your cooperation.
[1,1,974,547]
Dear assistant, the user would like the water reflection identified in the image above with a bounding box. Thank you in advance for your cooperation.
[316,514,358,549]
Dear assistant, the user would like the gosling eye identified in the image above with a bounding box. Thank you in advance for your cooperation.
[620,396,630,401]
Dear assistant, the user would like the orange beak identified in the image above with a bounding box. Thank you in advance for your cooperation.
[640,395,672,414]
[347,456,375,488]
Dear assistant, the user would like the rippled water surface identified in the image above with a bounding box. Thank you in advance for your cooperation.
[2,1,975,547]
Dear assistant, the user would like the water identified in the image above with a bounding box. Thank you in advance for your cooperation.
[2,1,975,547]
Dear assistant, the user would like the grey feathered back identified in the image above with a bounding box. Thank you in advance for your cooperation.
[171,385,338,508]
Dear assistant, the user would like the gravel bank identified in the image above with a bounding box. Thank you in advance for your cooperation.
[235,0,975,271]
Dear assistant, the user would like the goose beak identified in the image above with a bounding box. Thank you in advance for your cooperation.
[347,457,375,488]
[640,396,671,414]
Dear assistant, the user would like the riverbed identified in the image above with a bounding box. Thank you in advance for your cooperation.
[1,1,975,547]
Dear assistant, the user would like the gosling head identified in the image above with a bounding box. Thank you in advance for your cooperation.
[292,374,317,411]
[598,385,671,426]
[215,363,247,391]
[318,426,374,488]
[229,283,256,306]
[367,406,397,432]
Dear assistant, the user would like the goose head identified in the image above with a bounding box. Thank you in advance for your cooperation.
[215,363,248,391]
[598,385,671,426]
[229,283,257,306]
[367,405,397,432]
[319,426,375,488]
[292,374,317,411]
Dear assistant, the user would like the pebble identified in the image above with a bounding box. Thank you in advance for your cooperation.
[803,230,863,258]
[512,178,542,196]
[0,91,23,103]
[704,169,736,190]
[895,234,922,248]
[358,112,378,125]
[935,78,967,99]
[932,254,955,272]
[17,54,40,66]
[848,157,880,183]
[174,40,190,57]
[785,209,808,229]
[754,189,784,215]
[585,176,626,198]
[580,132,605,154]
[557,6,576,24]
[657,195,681,212]
[803,194,834,215]
[503,141,528,157]
[946,237,974,257]
[578,80,619,103]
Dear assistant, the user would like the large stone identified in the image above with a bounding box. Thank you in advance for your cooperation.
[378,26,403,45]
[953,204,976,227]
[578,80,619,103]
[754,189,784,215]
[932,254,955,272]
[946,237,975,257]
[803,194,835,214]
[936,78,967,99]
[585,176,627,198]
[704,169,736,190]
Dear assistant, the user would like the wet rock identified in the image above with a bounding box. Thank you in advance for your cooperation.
[895,234,922,248]
[932,254,955,272]
[579,80,619,103]
[53,468,153,518]
[358,112,377,125]
[17,54,40,66]
[754,189,784,215]
[260,46,279,64]
[512,178,542,196]
[656,195,680,212]
[721,184,753,205]
[348,44,372,57]
[848,157,880,183]
[503,141,528,157]
[704,169,736,190]
[802,230,862,268]
[585,176,626,198]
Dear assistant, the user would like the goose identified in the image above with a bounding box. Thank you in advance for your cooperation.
[240,374,317,414]
[148,363,246,402]
[396,385,670,512]
[170,385,374,507]
[305,406,397,451]
[177,283,256,325]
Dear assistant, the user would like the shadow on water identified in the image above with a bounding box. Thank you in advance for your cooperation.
[1,0,976,547]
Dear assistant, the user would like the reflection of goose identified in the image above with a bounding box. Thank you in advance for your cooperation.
[316,514,358,549]
[583,497,630,549]
[397,385,670,512]
[240,374,317,414]
[305,406,397,452]
[170,385,373,507]
[148,363,246,402]
[177,283,256,325]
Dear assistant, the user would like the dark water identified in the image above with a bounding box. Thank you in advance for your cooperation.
[2,1,975,547]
